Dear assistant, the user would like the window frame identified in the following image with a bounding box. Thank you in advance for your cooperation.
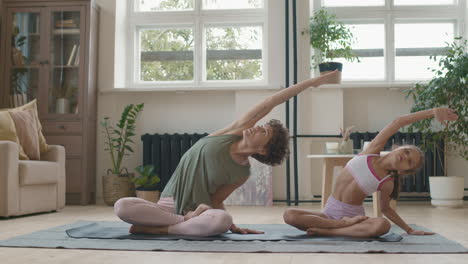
[126,0,275,90]
[309,0,466,85]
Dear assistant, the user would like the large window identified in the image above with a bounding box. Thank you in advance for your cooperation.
[311,0,464,83]
[128,0,268,89]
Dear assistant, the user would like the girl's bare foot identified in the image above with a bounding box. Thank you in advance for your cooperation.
[341,216,369,227]
[129,225,169,235]
[306,227,322,236]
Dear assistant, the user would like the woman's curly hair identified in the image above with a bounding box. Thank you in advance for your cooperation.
[251,119,290,166]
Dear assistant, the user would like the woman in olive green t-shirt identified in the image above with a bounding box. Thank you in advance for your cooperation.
[114,71,339,236]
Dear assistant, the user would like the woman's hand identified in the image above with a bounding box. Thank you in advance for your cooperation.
[229,224,264,234]
[406,228,435,235]
[434,108,458,126]
[184,204,211,221]
[315,70,340,86]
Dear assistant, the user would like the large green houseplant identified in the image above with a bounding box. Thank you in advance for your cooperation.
[100,103,144,205]
[309,8,359,83]
[405,37,467,207]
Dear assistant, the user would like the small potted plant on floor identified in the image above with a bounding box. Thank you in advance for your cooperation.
[101,103,144,206]
[405,37,467,208]
[309,8,359,83]
[132,164,161,203]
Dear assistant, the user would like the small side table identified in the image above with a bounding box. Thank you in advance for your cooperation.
[306,154,395,218]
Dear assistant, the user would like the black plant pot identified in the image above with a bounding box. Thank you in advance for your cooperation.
[318,62,342,84]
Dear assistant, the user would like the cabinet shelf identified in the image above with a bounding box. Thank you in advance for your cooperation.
[11,65,40,69]
[53,29,80,35]
[53,65,79,68]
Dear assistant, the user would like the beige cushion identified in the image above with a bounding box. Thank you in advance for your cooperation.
[19,160,59,186]
[7,100,49,154]
[8,108,40,160]
[0,111,29,160]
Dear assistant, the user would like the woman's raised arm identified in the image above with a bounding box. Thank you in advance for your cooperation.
[209,71,339,136]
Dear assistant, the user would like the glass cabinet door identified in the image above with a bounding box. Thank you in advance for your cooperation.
[47,7,83,117]
[7,10,41,108]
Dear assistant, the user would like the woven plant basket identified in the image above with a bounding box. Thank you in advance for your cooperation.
[102,173,135,206]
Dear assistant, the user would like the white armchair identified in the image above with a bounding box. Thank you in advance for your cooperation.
[0,141,66,217]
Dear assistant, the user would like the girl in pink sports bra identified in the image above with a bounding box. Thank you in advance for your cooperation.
[283,107,458,238]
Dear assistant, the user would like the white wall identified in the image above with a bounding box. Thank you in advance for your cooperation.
[94,0,468,203]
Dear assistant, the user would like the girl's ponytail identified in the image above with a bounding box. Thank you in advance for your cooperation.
[389,170,400,200]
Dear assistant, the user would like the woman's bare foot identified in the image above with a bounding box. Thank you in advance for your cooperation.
[129,225,169,235]
[341,216,369,227]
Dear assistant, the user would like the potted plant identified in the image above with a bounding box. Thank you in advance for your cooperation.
[132,165,161,203]
[405,37,467,208]
[309,8,359,83]
[100,103,144,206]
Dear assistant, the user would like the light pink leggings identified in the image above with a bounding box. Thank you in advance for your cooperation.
[114,197,233,236]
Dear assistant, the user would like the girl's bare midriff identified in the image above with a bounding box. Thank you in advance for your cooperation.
[332,169,367,205]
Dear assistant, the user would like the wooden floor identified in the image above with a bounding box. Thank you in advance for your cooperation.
[0,202,467,264]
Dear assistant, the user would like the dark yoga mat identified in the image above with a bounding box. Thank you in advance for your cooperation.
[65,221,402,242]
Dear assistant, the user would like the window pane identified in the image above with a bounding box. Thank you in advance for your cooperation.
[395,23,453,48]
[341,24,385,81]
[202,0,263,9]
[205,26,262,81]
[139,28,194,81]
[394,0,454,6]
[137,0,194,11]
[395,56,442,80]
[347,24,384,49]
[323,0,384,7]
[336,57,385,80]
[395,23,453,80]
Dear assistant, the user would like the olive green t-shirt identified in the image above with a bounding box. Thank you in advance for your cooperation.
[161,134,250,214]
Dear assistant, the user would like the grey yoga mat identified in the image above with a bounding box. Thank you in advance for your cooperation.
[65,221,402,242]
[1,220,467,253]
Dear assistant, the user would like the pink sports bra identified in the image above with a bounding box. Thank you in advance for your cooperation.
[345,154,393,195]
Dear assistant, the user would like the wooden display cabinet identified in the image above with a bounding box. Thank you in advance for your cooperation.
[0,0,99,205]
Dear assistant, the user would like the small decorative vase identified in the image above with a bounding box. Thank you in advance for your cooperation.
[56,98,70,114]
[338,141,353,154]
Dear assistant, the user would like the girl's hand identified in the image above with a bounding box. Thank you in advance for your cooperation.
[406,228,435,235]
[230,224,264,234]
[434,108,458,126]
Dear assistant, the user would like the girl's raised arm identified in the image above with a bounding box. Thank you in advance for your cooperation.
[362,108,458,155]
